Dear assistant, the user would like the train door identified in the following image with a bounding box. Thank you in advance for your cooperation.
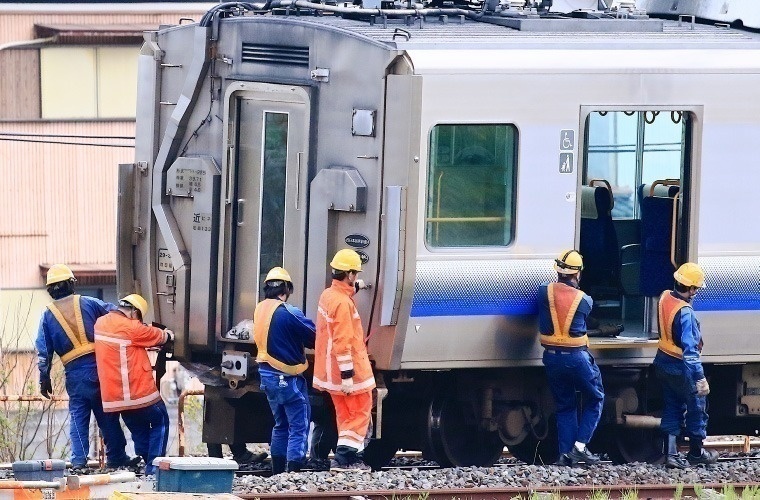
[578,109,696,336]
[226,85,310,331]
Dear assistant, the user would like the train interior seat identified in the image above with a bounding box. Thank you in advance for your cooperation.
[579,182,621,315]
[638,182,681,298]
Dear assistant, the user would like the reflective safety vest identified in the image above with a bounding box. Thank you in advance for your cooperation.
[94,311,168,413]
[539,282,589,348]
[657,291,690,359]
[253,299,309,376]
[47,295,95,365]
[313,280,376,396]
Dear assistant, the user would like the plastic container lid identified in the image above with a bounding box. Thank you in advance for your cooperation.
[152,457,238,470]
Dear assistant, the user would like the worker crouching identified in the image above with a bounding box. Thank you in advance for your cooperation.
[94,294,173,476]
[253,267,316,474]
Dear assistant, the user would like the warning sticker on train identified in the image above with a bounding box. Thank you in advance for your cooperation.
[345,234,370,248]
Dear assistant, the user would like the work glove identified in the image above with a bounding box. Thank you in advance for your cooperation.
[696,378,710,397]
[341,378,354,395]
[40,378,53,399]
[354,279,370,293]
[164,329,175,343]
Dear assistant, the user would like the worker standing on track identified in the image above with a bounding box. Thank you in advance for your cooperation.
[313,249,374,471]
[253,267,316,474]
[35,264,135,471]
[655,262,718,469]
[538,250,604,466]
[94,294,173,476]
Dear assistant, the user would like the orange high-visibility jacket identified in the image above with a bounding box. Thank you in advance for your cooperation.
[94,311,169,413]
[657,291,691,359]
[313,280,375,395]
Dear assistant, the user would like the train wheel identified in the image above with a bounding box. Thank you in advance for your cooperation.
[362,437,399,471]
[605,426,665,464]
[426,396,504,467]
[506,414,559,465]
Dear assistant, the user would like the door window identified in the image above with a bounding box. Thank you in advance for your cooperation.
[259,112,288,286]
[585,111,688,218]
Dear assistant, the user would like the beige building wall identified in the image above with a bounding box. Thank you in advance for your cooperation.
[0,3,212,290]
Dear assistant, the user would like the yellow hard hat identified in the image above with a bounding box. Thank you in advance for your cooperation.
[674,262,705,288]
[120,293,149,318]
[46,264,76,286]
[330,249,362,272]
[265,267,292,283]
[553,250,584,275]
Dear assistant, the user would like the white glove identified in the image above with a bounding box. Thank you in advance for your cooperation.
[696,378,710,397]
[354,279,370,292]
[164,329,175,343]
[341,378,354,394]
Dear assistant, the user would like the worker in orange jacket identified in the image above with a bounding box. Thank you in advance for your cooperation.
[94,294,173,475]
[313,249,375,471]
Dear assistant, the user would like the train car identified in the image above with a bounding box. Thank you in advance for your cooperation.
[118,0,760,467]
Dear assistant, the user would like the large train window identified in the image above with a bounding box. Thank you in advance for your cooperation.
[584,111,689,219]
[425,124,518,247]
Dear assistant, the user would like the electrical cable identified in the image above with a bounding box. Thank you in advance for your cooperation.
[0,137,134,148]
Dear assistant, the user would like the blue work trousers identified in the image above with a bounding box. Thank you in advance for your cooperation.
[654,362,708,439]
[120,401,170,475]
[542,348,605,455]
[65,366,128,467]
[260,371,311,463]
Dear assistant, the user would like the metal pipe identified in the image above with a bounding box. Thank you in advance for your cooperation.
[67,471,136,490]
[178,389,205,457]
[0,478,65,490]
[619,414,661,428]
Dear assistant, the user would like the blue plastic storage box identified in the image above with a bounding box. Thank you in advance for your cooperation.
[12,459,66,481]
[153,457,238,493]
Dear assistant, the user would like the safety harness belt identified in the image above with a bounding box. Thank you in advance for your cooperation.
[47,295,94,365]
[253,299,309,375]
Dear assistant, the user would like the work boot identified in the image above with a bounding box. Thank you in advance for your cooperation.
[234,450,268,465]
[107,455,142,469]
[271,455,287,475]
[567,446,601,465]
[664,434,688,469]
[554,454,573,466]
[303,457,331,472]
[287,460,304,473]
[686,449,719,466]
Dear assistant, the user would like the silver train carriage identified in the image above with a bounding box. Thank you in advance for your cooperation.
[118,0,760,467]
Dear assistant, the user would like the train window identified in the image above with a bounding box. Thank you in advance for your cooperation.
[426,124,518,247]
[585,111,688,218]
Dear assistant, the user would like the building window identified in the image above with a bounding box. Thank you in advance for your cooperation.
[40,46,139,119]
[425,124,518,248]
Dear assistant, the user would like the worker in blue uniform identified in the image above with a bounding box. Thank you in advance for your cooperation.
[538,250,604,466]
[655,262,718,469]
[253,267,317,474]
[35,264,135,471]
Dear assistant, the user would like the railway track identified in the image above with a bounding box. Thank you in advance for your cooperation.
[237,483,760,500]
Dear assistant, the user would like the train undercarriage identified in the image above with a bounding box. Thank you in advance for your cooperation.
[198,362,760,468]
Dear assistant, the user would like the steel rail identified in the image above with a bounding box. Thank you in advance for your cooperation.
[239,483,760,500]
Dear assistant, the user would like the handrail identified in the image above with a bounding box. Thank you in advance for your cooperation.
[588,178,614,212]
[178,389,205,457]
[426,217,505,223]
[435,171,445,244]
[670,192,682,269]
[649,178,680,197]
